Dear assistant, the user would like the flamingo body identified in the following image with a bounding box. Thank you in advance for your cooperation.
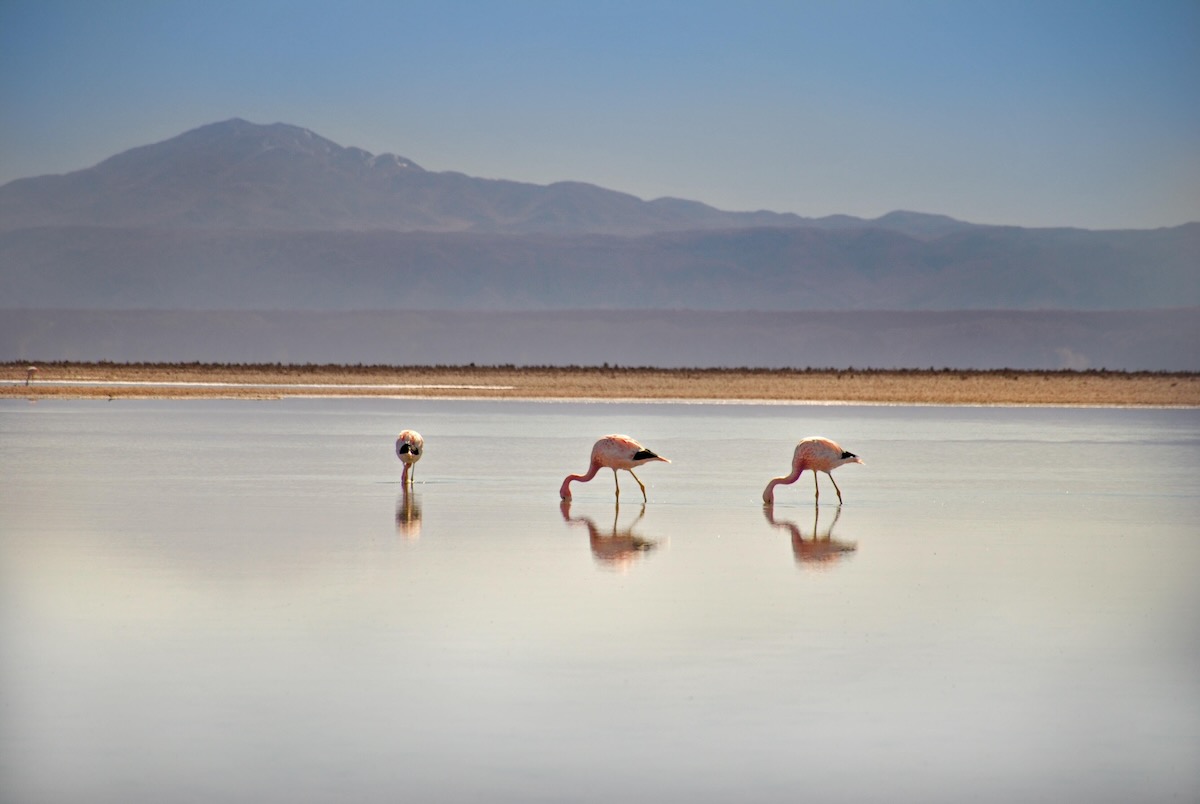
[395,429,424,486]
[762,436,863,505]
[560,434,669,501]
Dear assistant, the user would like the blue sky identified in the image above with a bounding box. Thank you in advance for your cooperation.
[1,0,1197,229]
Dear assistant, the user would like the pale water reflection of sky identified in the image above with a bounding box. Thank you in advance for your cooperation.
[1,399,1197,802]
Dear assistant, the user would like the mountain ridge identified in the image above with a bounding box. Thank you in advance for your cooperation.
[0,117,1093,239]
[0,118,818,235]
[3,223,1196,311]
[0,119,1197,316]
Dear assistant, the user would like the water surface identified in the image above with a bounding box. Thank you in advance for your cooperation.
[2,399,1197,803]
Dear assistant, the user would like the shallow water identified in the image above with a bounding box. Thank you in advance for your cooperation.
[1,398,1197,803]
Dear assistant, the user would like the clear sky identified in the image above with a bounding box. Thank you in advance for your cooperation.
[1,0,1197,229]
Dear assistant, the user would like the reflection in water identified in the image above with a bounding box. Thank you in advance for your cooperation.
[560,500,658,570]
[395,488,422,540]
[763,503,857,569]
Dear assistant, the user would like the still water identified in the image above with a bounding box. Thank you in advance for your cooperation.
[1,398,1197,803]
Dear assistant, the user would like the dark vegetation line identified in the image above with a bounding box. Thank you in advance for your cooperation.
[3,361,1195,379]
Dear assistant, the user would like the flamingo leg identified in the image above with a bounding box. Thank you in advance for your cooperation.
[410,465,416,485]
[828,472,844,504]
[629,469,648,502]
[612,468,621,499]
[812,470,820,502]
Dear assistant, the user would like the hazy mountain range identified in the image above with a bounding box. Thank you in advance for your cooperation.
[1,119,1197,368]
[0,118,970,237]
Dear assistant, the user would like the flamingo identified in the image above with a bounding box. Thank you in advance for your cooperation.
[559,434,669,502]
[762,436,863,505]
[395,429,424,486]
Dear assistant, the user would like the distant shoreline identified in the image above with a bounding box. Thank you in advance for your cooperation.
[3,363,1197,407]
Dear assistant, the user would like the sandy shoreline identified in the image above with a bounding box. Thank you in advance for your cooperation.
[3,363,1197,407]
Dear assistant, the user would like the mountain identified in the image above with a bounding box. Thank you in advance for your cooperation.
[2,223,1197,311]
[0,118,1002,239]
[0,119,812,235]
[0,118,1197,320]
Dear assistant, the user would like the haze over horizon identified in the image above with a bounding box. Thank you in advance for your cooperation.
[2,0,1198,231]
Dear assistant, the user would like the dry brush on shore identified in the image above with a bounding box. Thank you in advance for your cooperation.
[3,362,1197,406]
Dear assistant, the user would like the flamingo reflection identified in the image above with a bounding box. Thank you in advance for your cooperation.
[762,503,857,569]
[560,500,658,570]
[395,488,422,540]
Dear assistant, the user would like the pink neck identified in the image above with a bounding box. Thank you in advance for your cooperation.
[762,466,804,503]
[560,462,601,498]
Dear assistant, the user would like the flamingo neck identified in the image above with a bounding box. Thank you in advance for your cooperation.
[560,462,601,499]
[762,466,805,503]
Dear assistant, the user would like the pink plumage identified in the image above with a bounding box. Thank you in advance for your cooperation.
[559,434,670,501]
[762,436,863,505]
[395,429,424,486]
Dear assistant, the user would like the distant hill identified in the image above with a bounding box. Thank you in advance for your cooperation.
[2,223,1197,310]
[0,117,1084,240]
[0,119,814,236]
[0,118,1197,335]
